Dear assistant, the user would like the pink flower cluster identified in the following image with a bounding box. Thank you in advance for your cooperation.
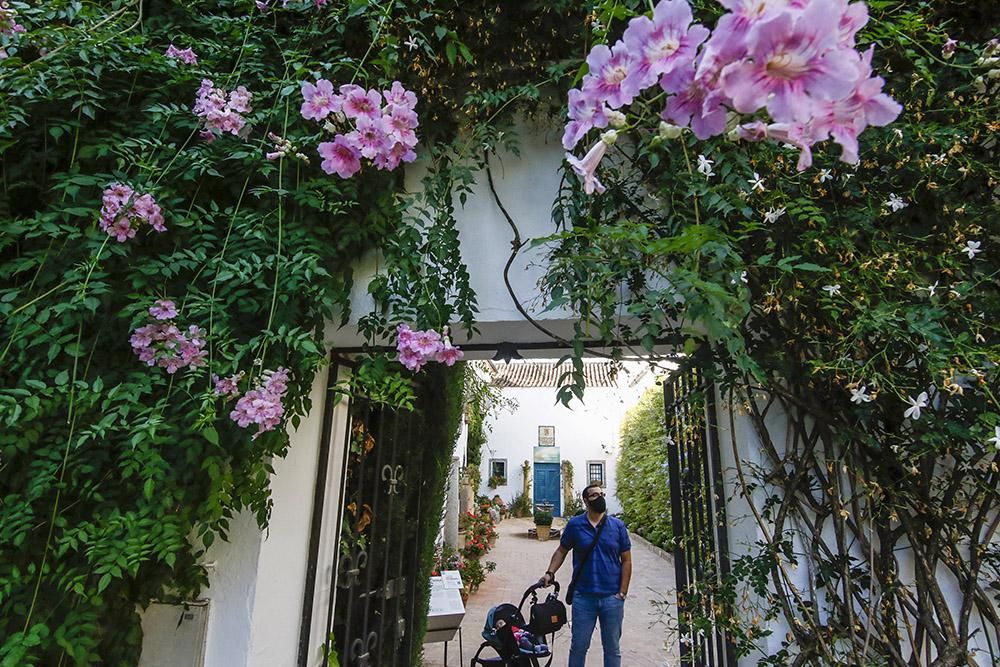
[165,44,198,65]
[212,371,245,398]
[396,324,463,372]
[564,0,901,175]
[299,79,418,178]
[193,79,253,140]
[0,2,25,38]
[99,183,166,242]
[130,301,207,374]
[229,368,290,438]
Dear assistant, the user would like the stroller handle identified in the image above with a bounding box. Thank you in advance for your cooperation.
[538,579,560,594]
[519,579,560,611]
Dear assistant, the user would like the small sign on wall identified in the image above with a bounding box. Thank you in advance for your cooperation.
[533,446,560,464]
[538,425,555,447]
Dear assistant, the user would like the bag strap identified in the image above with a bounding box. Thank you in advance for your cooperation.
[568,515,608,593]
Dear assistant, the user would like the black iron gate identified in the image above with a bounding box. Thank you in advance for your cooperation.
[665,365,737,667]
[325,393,425,666]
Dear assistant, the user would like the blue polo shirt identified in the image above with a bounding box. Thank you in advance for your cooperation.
[560,514,631,596]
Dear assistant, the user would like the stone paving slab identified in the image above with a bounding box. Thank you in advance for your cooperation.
[421,517,678,667]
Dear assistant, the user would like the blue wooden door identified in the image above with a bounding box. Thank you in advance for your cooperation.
[533,463,561,517]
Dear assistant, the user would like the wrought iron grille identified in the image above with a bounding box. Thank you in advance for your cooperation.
[664,366,737,667]
[325,393,425,667]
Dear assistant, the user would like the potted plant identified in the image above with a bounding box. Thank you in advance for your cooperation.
[463,536,488,560]
[486,524,498,549]
[459,557,495,594]
[487,474,507,489]
[534,509,553,541]
[459,510,476,548]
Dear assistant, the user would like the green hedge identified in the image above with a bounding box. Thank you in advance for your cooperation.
[410,362,466,665]
[616,385,671,550]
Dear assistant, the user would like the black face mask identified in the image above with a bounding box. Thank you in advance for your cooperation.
[586,495,607,514]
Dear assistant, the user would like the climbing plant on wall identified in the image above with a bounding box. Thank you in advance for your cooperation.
[537,1,1000,664]
[0,1,582,663]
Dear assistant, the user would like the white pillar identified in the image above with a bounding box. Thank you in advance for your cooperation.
[445,457,460,548]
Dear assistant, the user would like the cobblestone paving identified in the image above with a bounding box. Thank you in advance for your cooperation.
[421,517,678,667]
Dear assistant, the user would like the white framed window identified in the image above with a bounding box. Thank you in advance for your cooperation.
[587,460,606,486]
[489,458,508,482]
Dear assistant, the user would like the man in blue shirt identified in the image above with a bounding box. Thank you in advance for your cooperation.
[540,483,632,667]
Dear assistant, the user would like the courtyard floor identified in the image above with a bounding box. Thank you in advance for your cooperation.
[421,517,678,667]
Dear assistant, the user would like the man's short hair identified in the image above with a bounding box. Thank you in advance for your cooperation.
[582,482,603,500]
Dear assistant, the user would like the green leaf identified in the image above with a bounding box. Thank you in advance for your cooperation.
[202,427,219,447]
[792,263,830,272]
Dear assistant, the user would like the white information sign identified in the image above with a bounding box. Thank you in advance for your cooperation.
[425,574,466,643]
[441,570,464,590]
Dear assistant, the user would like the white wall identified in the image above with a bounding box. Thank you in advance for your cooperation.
[325,118,655,351]
[139,364,346,667]
[246,364,343,667]
[475,364,656,517]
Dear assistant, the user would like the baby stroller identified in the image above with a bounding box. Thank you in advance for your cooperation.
[470,580,567,667]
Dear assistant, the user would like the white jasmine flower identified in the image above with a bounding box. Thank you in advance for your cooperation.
[748,173,766,192]
[404,35,420,51]
[931,153,947,165]
[763,207,786,224]
[886,194,908,212]
[964,240,982,259]
[903,392,929,420]
[988,426,1000,449]
[817,169,833,183]
[821,284,841,296]
[918,281,940,298]
[740,270,748,284]
[850,385,872,404]
[696,154,715,178]
[893,128,904,139]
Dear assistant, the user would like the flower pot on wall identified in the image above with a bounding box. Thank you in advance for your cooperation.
[536,524,551,541]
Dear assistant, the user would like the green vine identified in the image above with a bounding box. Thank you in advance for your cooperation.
[540,2,1000,664]
[0,2,580,663]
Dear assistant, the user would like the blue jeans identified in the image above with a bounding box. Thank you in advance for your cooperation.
[568,592,624,667]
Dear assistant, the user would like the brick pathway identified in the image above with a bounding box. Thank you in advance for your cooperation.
[421,517,678,667]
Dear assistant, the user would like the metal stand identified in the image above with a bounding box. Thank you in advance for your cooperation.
[439,627,464,666]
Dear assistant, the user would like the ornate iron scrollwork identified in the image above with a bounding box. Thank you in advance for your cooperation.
[349,631,378,666]
[337,547,368,589]
[381,464,404,495]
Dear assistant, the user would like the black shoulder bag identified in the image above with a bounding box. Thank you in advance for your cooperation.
[565,516,607,605]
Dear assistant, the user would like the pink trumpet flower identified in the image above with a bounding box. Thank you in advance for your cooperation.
[566,131,618,195]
